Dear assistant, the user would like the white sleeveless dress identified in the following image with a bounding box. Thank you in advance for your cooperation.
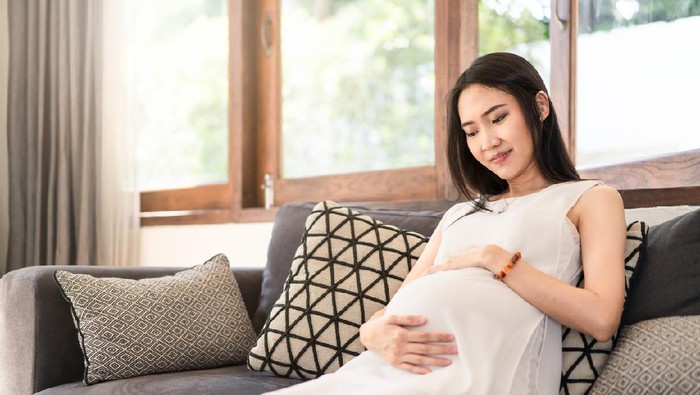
[265,180,600,395]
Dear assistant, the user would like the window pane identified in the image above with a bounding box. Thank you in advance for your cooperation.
[576,1,700,167]
[129,0,228,191]
[281,0,435,179]
[478,0,551,89]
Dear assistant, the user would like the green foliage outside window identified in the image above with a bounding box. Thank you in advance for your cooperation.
[281,0,435,178]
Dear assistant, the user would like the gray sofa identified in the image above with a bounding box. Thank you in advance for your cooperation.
[1,202,699,394]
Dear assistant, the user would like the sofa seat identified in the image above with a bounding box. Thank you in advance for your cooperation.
[35,365,302,395]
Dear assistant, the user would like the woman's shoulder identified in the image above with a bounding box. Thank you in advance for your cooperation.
[577,182,623,209]
[569,181,624,224]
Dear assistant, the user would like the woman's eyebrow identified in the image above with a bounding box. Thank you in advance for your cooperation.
[461,103,507,127]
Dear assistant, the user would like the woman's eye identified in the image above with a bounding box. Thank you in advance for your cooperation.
[465,130,478,138]
[493,113,507,124]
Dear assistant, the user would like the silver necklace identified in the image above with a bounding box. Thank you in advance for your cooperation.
[493,197,511,214]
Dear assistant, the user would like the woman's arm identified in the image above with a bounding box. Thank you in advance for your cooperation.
[359,220,458,374]
[426,185,627,341]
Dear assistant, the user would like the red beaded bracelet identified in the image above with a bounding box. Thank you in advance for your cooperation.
[494,252,522,281]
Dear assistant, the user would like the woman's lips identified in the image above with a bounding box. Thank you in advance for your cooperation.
[490,150,511,164]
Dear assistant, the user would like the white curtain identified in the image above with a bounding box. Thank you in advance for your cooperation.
[0,0,9,274]
[98,0,140,266]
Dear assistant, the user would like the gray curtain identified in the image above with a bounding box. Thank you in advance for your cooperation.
[4,0,137,275]
[0,0,9,274]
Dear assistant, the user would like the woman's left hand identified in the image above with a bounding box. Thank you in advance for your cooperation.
[423,245,512,276]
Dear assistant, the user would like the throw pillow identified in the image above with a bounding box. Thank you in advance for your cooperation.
[54,253,256,385]
[247,201,429,380]
[252,201,444,333]
[622,208,700,325]
[560,221,648,395]
[589,315,700,394]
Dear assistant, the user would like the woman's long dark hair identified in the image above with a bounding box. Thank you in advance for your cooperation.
[445,52,579,203]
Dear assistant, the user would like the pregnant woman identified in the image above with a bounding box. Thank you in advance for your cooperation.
[266,52,626,395]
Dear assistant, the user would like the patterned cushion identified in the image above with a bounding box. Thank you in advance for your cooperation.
[247,201,428,379]
[560,221,648,394]
[54,254,256,385]
[589,315,700,394]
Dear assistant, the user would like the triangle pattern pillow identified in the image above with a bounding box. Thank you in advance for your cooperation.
[247,201,428,379]
[560,220,648,394]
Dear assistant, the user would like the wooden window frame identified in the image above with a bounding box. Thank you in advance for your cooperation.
[141,0,700,227]
[142,0,475,225]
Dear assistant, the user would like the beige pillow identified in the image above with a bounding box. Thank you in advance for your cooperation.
[54,253,256,384]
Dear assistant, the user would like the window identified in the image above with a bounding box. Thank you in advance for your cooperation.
[142,0,470,224]
[576,0,700,167]
[131,0,229,191]
[231,0,470,218]
[280,0,436,179]
[142,0,700,225]
[136,0,234,224]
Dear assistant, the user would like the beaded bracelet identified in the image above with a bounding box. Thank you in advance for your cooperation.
[494,252,522,281]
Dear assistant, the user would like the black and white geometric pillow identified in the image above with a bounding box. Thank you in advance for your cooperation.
[247,201,428,380]
[560,221,648,395]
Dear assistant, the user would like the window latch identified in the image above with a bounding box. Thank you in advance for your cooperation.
[261,173,274,209]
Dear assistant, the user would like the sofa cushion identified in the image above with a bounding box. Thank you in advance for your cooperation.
[622,208,700,325]
[253,201,444,332]
[248,201,429,379]
[34,365,302,395]
[560,221,648,395]
[54,254,256,385]
[589,315,700,394]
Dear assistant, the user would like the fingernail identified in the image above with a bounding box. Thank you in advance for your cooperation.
[451,347,459,353]
[442,360,452,366]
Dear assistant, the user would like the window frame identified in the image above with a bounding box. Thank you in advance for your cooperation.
[141,0,700,226]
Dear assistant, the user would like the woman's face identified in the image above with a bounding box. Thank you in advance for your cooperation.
[457,84,541,184]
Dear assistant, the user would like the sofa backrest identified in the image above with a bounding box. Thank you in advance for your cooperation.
[254,202,700,334]
[625,205,699,226]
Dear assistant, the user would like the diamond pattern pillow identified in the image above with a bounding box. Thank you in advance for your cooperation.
[589,315,700,394]
[560,221,648,395]
[247,201,428,380]
[54,254,256,385]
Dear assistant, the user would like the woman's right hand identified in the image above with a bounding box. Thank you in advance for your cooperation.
[359,314,458,374]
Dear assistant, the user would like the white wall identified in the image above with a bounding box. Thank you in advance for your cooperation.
[139,222,274,268]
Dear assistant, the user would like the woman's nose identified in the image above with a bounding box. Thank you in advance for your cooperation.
[480,130,500,152]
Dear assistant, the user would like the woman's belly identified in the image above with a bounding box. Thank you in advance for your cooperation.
[376,268,548,393]
[385,268,541,335]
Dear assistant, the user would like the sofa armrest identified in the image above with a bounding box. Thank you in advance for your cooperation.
[0,265,263,395]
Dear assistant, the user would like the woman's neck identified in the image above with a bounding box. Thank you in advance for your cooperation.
[503,177,551,198]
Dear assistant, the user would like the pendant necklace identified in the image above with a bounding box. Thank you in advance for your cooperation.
[493,197,511,214]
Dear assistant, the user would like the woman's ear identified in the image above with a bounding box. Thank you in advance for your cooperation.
[535,91,550,121]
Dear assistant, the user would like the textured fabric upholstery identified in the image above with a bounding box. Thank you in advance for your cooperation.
[34,365,302,395]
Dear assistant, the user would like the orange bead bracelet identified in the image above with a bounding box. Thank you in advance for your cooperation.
[494,252,522,281]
